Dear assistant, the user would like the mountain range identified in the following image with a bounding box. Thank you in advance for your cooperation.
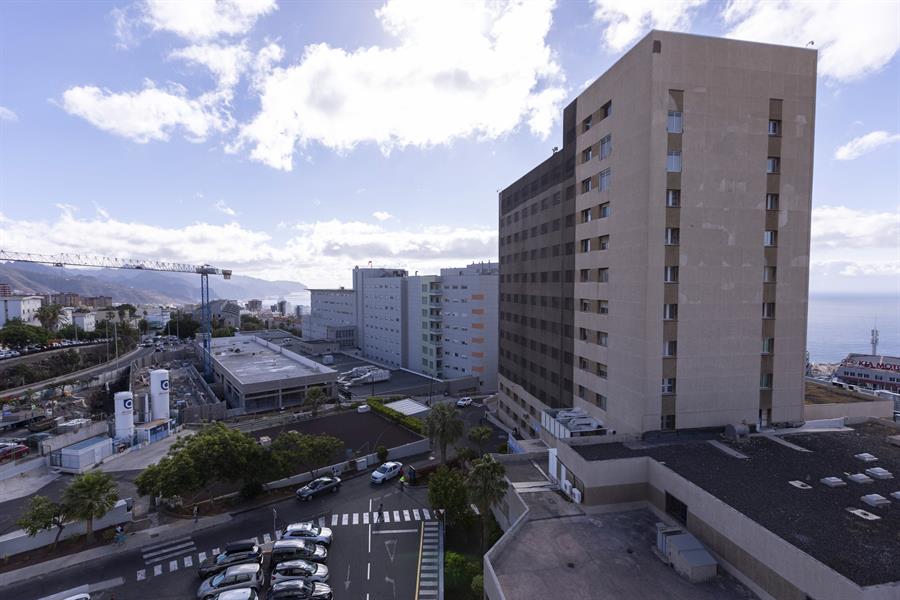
[0,262,307,306]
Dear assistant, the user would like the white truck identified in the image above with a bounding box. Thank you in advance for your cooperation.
[349,368,391,386]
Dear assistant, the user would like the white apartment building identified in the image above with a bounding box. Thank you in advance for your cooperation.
[305,289,357,348]
[406,275,442,378]
[359,273,406,367]
[0,295,42,327]
[73,312,96,333]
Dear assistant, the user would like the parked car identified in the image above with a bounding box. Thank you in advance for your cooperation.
[213,590,259,600]
[456,397,473,407]
[266,580,333,600]
[197,563,262,599]
[198,540,263,578]
[269,559,329,585]
[0,443,28,463]
[281,522,333,546]
[295,476,341,501]
[270,540,328,568]
[370,461,402,484]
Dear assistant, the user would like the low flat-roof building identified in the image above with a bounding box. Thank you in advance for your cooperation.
[49,435,112,474]
[210,335,337,414]
[836,354,900,393]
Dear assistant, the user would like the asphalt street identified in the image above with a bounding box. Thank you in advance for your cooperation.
[8,473,434,600]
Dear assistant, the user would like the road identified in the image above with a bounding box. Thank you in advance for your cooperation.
[7,473,434,600]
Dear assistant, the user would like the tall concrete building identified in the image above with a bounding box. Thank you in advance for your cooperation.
[353,267,408,368]
[498,31,815,436]
[305,288,357,348]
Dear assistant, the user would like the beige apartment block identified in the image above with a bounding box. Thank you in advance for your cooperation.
[499,30,816,436]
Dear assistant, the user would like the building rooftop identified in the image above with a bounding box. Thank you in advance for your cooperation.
[63,435,110,451]
[571,421,900,587]
[210,336,336,385]
[804,380,876,404]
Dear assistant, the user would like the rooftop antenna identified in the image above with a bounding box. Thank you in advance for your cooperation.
[871,320,879,356]
[805,41,815,47]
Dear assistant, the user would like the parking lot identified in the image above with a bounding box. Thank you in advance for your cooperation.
[328,354,444,400]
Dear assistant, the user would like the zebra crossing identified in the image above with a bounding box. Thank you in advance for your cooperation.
[132,508,437,584]
[417,520,442,599]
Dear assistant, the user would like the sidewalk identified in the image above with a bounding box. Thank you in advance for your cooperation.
[0,513,231,589]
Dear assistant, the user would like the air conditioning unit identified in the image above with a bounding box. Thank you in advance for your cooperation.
[562,480,573,496]
[571,488,582,504]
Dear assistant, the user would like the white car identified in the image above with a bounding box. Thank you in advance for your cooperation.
[281,522,333,545]
[456,397,473,407]
[370,461,403,484]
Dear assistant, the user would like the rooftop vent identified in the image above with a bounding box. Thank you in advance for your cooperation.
[865,467,893,480]
[846,507,881,521]
[788,480,812,489]
[855,452,878,462]
[861,494,891,508]
[848,473,874,484]
[820,476,847,488]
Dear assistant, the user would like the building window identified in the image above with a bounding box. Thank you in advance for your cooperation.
[665,227,680,245]
[598,331,608,347]
[661,414,676,430]
[582,115,592,132]
[664,266,679,283]
[599,168,611,191]
[582,147,593,162]
[600,135,612,159]
[762,302,776,319]
[764,230,777,247]
[598,268,609,283]
[597,363,608,378]
[597,394,608,410]
[764,266,777,282]
[766,193,779,210]
[600,100,612,120]
[762,337,774,354]
[599,202,610,218]
[664,340,677,357]
[579,328,588,341]
[667,151,682,172]
[666,189,680,207]
[768,119,781,136]
[579,299,591,312]
[598,300,609,314]
[667,110,683,133]
[599,235,609,251]
[760,373,773,389]
[767,157,780,173]
[581,178,592,193]
[579,269,590,282]
[662,378,676,394]
[580,239,591,253]
[664,303,678,320]
[581,208,592,223]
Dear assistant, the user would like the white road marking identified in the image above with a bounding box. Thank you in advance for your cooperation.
[353,513,359,525]
[263,533,271,543]
[136,569,146,581]
[393,510,400,522]
[363,512,370,524]
[383,511,390,523]
[367,562,371,580]
[422,509,431,520]
[183,555,193,567]
[342,513,349,526]
[251,536,259,545]
[153,564,162,576]
[413,509,421,520]
[331,514,339,526]
[403,510,410,521]
[372,528,419,535]
[168,559,178,572]
[212,547,220,555]
[275,530,282,540]
[318,517,325,527]
[198,552,207,562]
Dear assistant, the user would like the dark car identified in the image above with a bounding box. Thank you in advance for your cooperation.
[198,540,263,578]
[270,540,328,568]
[295,476,341,501]
[266,580,333,600]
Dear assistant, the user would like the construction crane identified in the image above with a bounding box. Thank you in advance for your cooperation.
[0,250,232,379]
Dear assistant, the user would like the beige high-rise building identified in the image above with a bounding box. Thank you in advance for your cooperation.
[498,30,816,436]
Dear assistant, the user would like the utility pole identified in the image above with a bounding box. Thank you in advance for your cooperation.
[114,322,119,369]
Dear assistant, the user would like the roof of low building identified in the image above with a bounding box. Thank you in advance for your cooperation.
[210,336,336,385]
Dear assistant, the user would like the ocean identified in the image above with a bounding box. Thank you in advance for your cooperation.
[807,294,900,363]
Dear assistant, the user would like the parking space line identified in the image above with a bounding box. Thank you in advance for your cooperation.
[353,513,359,525]
[342,513,349,526]
[331,514,338,526]
[153,565,162,577]
[136,569,145,581]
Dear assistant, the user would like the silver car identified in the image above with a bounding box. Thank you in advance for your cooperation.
[269,559,330,585]
[197,563,262,599]
[281,522,333,545]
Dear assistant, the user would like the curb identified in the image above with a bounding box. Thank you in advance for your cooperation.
[0,513,232,589]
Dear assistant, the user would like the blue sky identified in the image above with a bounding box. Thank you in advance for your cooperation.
[0,0,898,293]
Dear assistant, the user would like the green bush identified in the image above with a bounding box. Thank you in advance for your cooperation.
[367,398,424,434]
[376,445,389,463]
[445,551,481,598]
[471,574,484,596]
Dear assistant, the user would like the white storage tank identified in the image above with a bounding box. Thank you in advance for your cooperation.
[113,391,134,441]
[150,369,170,421]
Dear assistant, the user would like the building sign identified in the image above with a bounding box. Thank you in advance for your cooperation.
[841,359,900,373]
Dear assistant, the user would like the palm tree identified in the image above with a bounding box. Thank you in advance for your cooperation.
[62,471,119,544]
[466,454,509,553]
[36,304,62,331]
[424,402,464,465]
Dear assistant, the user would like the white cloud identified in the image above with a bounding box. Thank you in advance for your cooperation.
[591,0,707,52]
[372,211,393,221]
[60,82,232,143]
[140,0,277,42]
[812,205,899,250]
[723,0,900,82]
[233,0,565,171]
[0,209,497,288]
[170,42,253,90]
[0,106,18,122]
[834,131,900,161]
[214,199,237,216]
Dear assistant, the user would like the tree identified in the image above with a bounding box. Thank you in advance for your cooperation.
[240,314,264,331]
[424,402,464,465]
[467,426,493,455]
[376,445,389,463]
[305,386,325,416]
[1,319,49,348]
[17,495,67,550]
[445,552,481,599]
[427,466,470,526]
[466,454,509,553]
[62,471,119,544]
[36,304,62,331]
[212,326,235,338]
[270,431,343,481]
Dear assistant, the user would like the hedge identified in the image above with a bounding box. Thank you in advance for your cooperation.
[367,397,425,435]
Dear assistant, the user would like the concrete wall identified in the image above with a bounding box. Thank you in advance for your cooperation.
[803,399,893,423]
[0,498,132,558]
[38,421,108,456]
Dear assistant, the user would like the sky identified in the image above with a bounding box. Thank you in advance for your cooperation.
[0,0,898,294]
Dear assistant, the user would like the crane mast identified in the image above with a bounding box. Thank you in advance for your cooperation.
[0,250,232,379]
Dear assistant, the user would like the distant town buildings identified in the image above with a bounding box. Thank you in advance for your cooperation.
[0,295,42,327]
[246,299,263,312]
[72,311,96,333]
[0,283,11,297]
[195,299,241,329]
[835,353,900,393]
